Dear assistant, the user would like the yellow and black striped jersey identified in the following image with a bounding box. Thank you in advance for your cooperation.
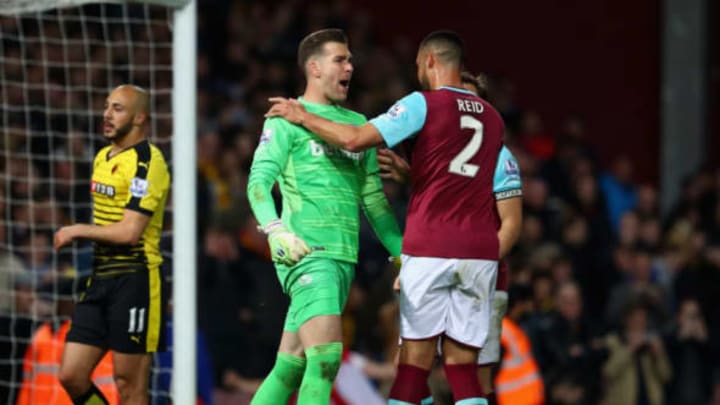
[91,139,170,275]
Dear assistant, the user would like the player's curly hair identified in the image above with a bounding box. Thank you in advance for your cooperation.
[297,28,348,72]
[461,71,489,99]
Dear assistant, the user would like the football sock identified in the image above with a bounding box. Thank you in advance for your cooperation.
[250,353,306,404]
[421,395,435,404]
[445,363,487,404]
[72,384,109,405]
[297,342,343,405]
[388,363,431,404]
[420,381,434,404]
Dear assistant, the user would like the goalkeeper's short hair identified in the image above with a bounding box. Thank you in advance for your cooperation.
[297,28,348,73]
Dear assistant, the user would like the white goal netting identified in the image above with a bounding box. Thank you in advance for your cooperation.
[0,1,186,403]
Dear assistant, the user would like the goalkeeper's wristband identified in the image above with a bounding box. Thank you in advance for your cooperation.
[260,219,284,234]
[260,221,326,252]
[261,219,312,266]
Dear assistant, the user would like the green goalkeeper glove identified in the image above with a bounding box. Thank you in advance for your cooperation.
[262,220,311,266]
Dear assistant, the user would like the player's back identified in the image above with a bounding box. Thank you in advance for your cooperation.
[403,87,503,260]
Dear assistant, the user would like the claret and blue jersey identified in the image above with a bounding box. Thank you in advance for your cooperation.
[369,87,521,197]
[493,145,522,200]
[369,86,520,260]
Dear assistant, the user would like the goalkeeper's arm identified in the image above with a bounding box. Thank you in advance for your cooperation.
[247,119,310,266]
[360,149,403,258]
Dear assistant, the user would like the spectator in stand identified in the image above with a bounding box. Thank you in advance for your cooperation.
[635,184,659,221]
[540,115,592,202]
[515,215,546,260]
[535,282,606,405]
[519,111,555,161]
[606,247,667,328]
[0,223,28,316]
[487,75,523,133]
[531,271,554,316]
[665,298,713,405]
[602,302,671,405]
[549,255,574,286]
[599,156,638,234]
[557,115,597,163]
[522,176,559,241]
[618,210,641,247]
[638,217,662,253]
[570,173,613,249]
[198,130,230,213]
[19,232,56,283]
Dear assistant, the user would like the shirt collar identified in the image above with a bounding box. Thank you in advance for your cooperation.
[298,97,339,112]
[439,86,476,96]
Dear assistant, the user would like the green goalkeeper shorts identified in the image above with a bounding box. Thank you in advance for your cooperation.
[276,258,354,332]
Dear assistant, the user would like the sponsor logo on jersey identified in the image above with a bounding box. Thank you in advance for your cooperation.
[91,180,115,197]
[387,102,406,119]
[259,128,273,145]
[130,178,149,198]
[504,159,519,176]
[310,140,364,161]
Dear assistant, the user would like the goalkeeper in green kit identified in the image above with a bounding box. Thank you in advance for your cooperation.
[247,29,403,404]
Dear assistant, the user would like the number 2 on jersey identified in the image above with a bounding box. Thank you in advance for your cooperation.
[449,115,483,177]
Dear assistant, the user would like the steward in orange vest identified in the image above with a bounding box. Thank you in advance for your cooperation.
[495,284,544,405]
[17,320,118,405]
[17,277,118,405]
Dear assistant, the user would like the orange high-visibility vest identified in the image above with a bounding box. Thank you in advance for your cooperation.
[495,317,545,405]
[16,321,118,405]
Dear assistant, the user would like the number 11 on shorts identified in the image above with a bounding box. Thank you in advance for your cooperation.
[128,307,146,333]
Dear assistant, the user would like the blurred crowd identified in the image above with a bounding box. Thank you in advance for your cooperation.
[2,1,720,405]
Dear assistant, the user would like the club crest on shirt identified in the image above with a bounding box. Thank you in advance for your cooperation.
[259,128,273,145]
[130,177,149,198]
[387,103,406,119]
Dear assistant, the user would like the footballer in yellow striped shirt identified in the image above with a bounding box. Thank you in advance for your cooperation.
[54,84,169,405]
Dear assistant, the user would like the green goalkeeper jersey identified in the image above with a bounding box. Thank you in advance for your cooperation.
[247,98,402,264]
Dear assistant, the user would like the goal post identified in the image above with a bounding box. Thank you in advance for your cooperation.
[0,1,196,404]
[171,1,196,404]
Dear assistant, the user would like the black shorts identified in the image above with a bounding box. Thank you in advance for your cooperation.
[66,266,167,354]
